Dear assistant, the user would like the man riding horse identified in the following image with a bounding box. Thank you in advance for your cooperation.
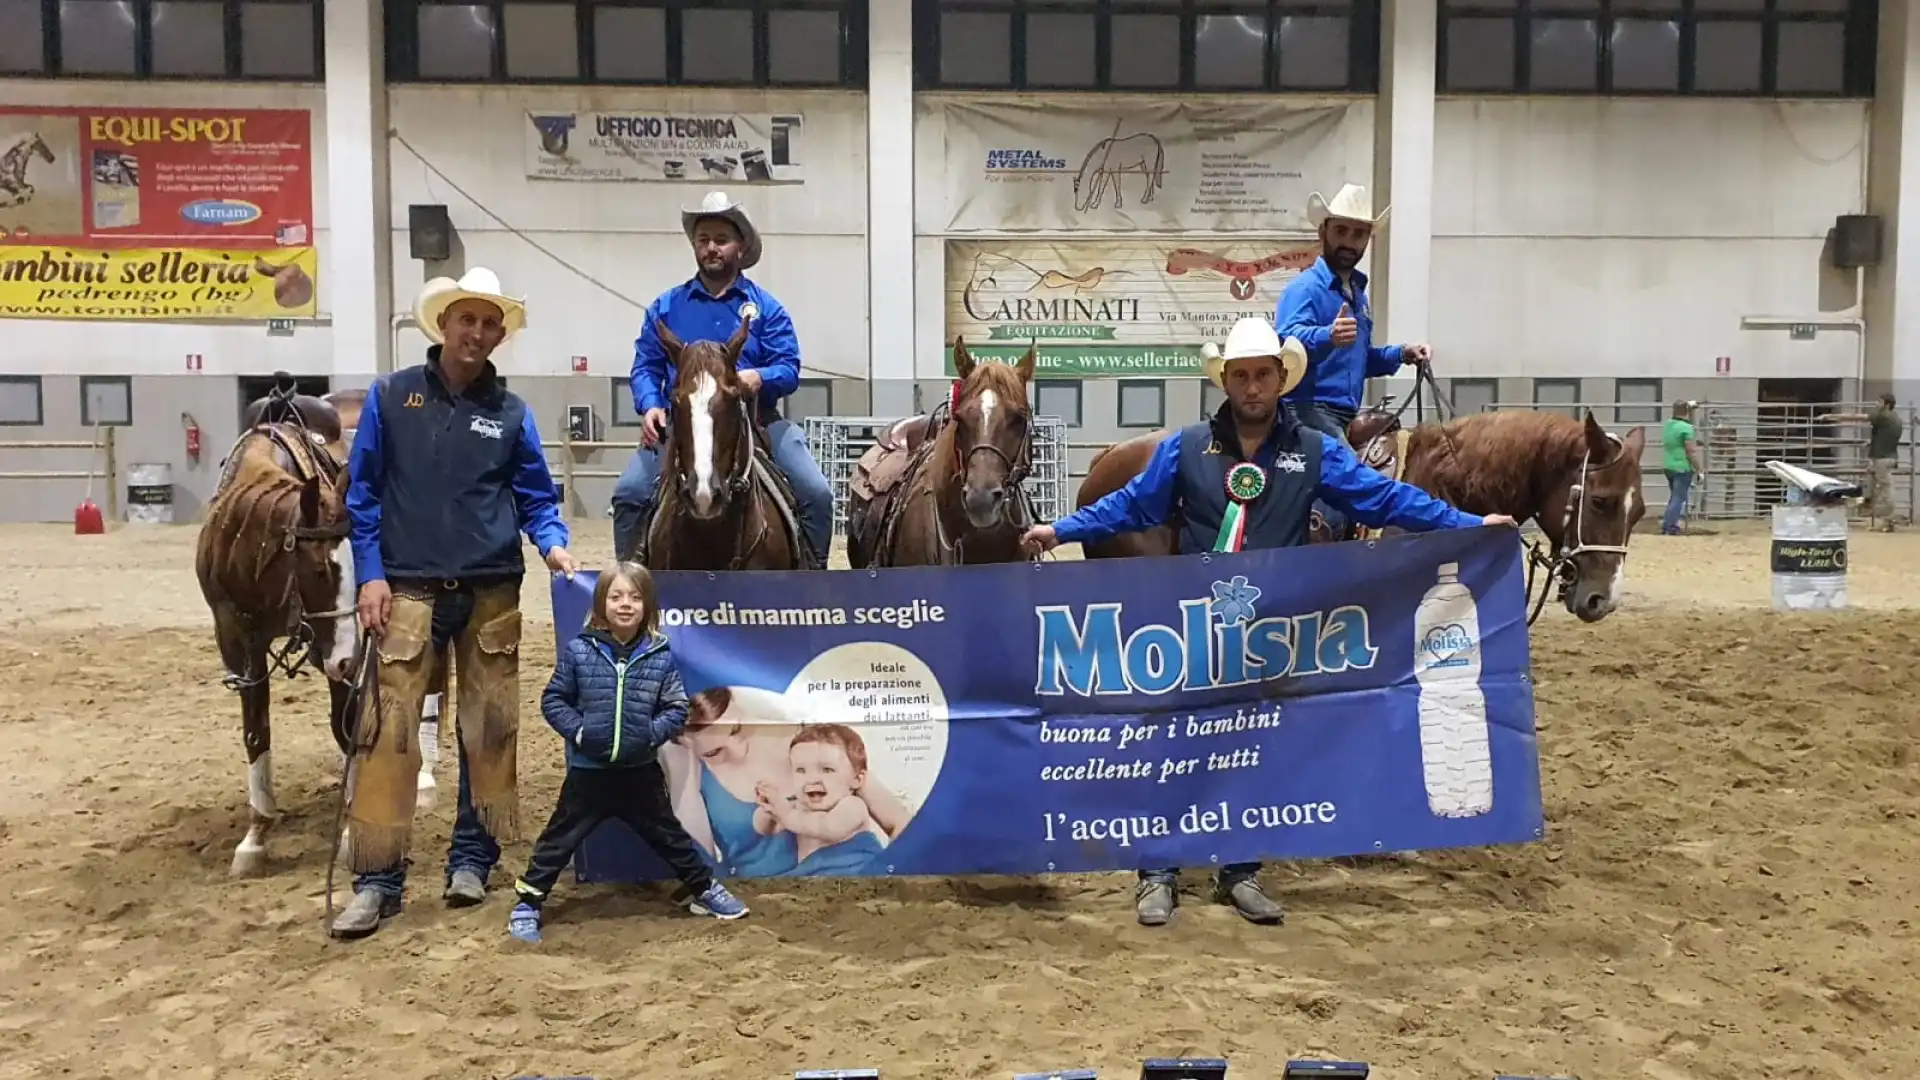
[1021,316,1515,929]
[611,191,833,569]
[1275,183,1430,539]
[331,267,577,940]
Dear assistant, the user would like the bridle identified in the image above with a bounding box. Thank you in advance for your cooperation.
[666,390,770,570]
[1522,432,1632,626]
[928,386,1040,564]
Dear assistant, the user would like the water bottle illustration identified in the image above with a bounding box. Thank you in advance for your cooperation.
[1413,561,1493,818]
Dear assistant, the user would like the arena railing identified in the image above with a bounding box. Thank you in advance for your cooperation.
[0,426,120,523]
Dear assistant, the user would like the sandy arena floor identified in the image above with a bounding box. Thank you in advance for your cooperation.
[0,519,1916,1080]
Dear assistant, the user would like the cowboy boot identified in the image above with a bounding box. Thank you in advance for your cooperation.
[1215,876,1285,925]
[330,888,401,939]
[1135,875,1177,926]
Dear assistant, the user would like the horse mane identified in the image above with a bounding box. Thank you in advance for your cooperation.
[1406,410,1593,517]
[671,340,738,395]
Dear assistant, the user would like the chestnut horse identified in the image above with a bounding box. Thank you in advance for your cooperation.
[1075,407,1646,623]
[197,385,360,876]
[848,339,1040,567]
[644,313,804,571]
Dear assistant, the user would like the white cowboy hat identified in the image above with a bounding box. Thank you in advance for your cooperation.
[682,191,762,270]
[1202,317,1309,396]
[1308,183,1390,229]
[414,267,526,345]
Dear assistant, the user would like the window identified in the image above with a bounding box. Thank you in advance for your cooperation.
[783,378,833,422]
[0,376,42,425]
[1438,0,1867,96]
[390,0,864,86]
[1033,379,1083,427]
[918,0,1376,92]
[1534,377,1581,418]
[10,0,321,78]
[1450,378,1497,417]
[80,376,132,426]
[1616,377,1662,426]
[610,377,644,426]
[1118,380,1165,428]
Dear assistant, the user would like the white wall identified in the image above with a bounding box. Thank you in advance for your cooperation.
[385,85,869,380]
[1431,98,1870,383]
[0,78,332,376]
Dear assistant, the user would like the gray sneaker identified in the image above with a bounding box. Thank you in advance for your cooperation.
[444,869,487,907]
[1217,877,1285,925]
[1135,878,1177,926]
[330,888,400,939]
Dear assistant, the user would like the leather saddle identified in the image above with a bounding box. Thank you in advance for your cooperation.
[1308,407,1410,544]
[846,412,948,567]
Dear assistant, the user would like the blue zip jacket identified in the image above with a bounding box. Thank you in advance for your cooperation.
[1275,257,1403,412]
[1053,418,1481,547]
[541,628,689,770]
[346,350,570,583]
[631,275,800,418]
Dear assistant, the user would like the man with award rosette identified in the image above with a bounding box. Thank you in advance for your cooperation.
[1020,315,1514,928]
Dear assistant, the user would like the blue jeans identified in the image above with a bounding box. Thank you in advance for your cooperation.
[1662,469,1693,534]
[354,739,499,899]
[610,417,832,565]
[1293,400,1357,539]
[1140,863,1261,887]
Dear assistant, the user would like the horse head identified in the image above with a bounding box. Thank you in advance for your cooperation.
[949,336,1036,530]
[30,134,53,164]
[1540,411,1646,623]
[659,312,754,521]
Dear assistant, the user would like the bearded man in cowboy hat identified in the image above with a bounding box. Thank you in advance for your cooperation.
[1276,184,1433,537]
[610,191,834,568]
[1022,316,1512,927]
[332,267,577,940]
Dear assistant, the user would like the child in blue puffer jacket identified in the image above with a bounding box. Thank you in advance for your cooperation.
[508,562,748,942]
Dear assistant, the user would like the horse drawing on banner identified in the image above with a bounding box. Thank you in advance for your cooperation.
[846,338,1040,567]
[1074,407,1646,624]
[197,382,360,877]
[0,132,55,208]
[643,312,807,572]
[1073,124,1166,213]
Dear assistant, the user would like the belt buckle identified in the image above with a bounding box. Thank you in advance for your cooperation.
[441,579,461,591]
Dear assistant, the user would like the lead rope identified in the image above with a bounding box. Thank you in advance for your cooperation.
[324,630,379,940]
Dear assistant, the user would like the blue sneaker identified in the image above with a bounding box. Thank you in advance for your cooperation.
[507,902,542,943]
[689,881,748,920]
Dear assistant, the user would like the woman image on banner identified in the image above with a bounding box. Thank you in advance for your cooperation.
[1020,315,1516,928]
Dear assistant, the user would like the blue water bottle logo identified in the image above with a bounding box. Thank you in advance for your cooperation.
[1418,623,1473,669]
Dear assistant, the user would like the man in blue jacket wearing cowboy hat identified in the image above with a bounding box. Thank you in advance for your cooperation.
[333,266,576,940]
[1276,184,1433,537]
[1021,315,1512,928]
[610,191,834,568]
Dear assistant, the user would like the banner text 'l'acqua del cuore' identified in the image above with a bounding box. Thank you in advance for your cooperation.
[525,111,806,184]
[0,107,315,320]
[555,530,1545,884]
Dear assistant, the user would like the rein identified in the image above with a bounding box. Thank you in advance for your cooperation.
[324,628,379,939]
[1520,432,1632,626]
[665,393,771,570]
[921,393,1041,566]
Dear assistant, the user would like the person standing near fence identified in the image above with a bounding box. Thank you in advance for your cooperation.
[1661,401,1704,536]
[1821,393,1902,532]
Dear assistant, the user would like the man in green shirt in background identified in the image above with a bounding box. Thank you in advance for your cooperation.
[1661,401,1704,535]
[1823,393,1904,532]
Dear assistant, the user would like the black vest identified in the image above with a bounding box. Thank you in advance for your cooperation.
[1174,406,1323,554]
[375,351,530,582]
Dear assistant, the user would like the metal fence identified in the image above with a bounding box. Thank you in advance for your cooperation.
[805,415,1073,535]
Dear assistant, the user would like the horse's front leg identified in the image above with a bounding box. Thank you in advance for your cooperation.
[416,651,446,811]
[232,635,277,877]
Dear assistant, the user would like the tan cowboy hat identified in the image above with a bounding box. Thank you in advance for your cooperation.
[682,190,762,270]
[1308,183,1390,229]
[1202,317,1308,397]
[414,267,527,345]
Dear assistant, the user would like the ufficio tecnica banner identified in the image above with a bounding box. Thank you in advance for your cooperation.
[552,529,1545,882]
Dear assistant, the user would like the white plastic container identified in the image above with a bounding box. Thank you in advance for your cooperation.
[1412,561,1493,818]
[126,462,174,524]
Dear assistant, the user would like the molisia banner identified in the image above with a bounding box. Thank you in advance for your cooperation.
[554,529,1545,883]
[0,245,318,320]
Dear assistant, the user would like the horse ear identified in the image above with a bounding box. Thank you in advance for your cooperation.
[655,319,685,366]
[724,312,750,365]
[1582,410,1612,458]
[1622,425,1647,452]
[952,336,976,380]
[1016,340,1038,383]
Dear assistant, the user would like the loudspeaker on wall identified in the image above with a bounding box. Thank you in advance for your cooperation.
[409,204,452,262]
[1830,214,1882,269]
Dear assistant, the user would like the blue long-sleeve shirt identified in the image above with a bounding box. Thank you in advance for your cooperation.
[347,356,570,584]
[1275,257,1402,411]
[1053,426,1480,547]
[631,275,800,416]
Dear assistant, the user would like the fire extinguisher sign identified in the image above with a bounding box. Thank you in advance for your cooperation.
[185,353,203,372]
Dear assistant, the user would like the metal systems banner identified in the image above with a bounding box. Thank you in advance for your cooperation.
[557,530,1545,883]
[525,111,806,184]
[934,99,1354,233]
[944,237,1320,377]
[0,106,315,320]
